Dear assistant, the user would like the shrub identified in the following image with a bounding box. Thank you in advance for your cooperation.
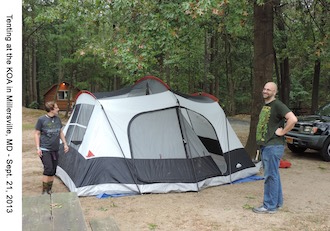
[28,101,39,109]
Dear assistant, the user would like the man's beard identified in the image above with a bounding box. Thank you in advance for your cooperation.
[263,93,274,100]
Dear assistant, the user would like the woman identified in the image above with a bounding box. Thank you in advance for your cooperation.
[34,101,69,194]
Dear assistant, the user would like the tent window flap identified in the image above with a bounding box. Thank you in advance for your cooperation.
[66,103,94,150]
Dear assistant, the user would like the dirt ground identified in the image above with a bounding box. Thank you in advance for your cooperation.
[22,108,330,231]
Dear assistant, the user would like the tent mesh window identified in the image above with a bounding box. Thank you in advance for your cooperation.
[129,108,216,159]
[65,104,94,150]
[182,108,227,173]
[184,109,223,155]
[129,108,187,159]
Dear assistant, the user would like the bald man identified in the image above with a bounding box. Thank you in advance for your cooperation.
[253,82,297,214]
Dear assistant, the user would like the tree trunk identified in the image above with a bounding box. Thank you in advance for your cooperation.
[280,57,290,105]
[210,29,220,98]
[27,39,34,107]
[225,37,235,116]
[165,52,171,88]
[54,48,63,102]
[157,53,164,80]
[274,48,280,89]
[65,63,77,118]
[32,39,38,103]
[311,59,321,113]
[23,40,30,107]
[245,2,274,158]
[203,29,210,92]
[22,32,27,107]
[274,1,290,105]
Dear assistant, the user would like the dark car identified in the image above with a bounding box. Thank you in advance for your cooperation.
[285,103,330,161]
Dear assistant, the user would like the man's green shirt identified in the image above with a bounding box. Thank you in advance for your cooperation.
[256,99,291,146]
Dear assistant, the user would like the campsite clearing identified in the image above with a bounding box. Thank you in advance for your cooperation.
[23,107,330,231]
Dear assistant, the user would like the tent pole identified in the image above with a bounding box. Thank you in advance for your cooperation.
[175,105,200,192]
[225,116,232,184]
[100,104,142,195]
[183,108,202,191]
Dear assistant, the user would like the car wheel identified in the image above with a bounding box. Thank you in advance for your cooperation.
[320,138,330,162]
[287,143,307,153]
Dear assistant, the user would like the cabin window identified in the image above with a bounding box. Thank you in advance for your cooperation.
[57,90,71,100]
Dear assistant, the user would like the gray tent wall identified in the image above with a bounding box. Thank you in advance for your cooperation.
[175,93,255,176]
[56,76,258,196]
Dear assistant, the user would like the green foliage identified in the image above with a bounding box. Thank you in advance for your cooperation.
[28,101,39,109]
[23,0,330,114]
[148,223,158,230]
[290,80,310,108]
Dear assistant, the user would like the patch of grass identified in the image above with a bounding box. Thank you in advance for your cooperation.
[109,201,117,207]
[148,223,158,230]
[318,165,327,170]
[98,206,108,211]
[23,123,35,131]
[242,203,254,210]
[51,203,63,209]
[243,195,256,210]
[23,107,45,118]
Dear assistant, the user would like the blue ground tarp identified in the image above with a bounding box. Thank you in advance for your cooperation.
[96,175,264,198]
[232,174,264,184]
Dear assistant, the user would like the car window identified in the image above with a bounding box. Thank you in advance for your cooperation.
[317,103,330,116]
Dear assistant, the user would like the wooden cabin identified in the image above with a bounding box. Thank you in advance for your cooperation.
[43,81,80,111]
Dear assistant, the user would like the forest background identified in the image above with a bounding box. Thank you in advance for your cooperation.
[22,0,329,155]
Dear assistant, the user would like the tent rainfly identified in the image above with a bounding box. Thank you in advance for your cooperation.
[57,76,259,196]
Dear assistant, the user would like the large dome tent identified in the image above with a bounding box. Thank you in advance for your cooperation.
[56,76,259,196]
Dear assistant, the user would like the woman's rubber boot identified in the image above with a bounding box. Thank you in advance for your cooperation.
[42,182,48,194]
[47,181,53,194]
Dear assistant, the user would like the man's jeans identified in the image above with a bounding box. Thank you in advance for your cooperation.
[261,145,284,210]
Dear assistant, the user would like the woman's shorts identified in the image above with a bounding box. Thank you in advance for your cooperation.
[40,151,59,176]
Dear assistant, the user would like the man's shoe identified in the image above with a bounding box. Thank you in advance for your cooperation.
[252,206,277,214]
